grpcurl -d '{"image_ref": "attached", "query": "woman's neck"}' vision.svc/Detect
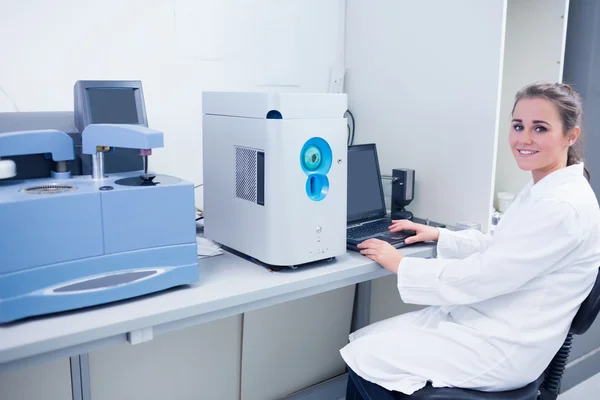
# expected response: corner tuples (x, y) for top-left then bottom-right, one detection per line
(532, 157), (568, 184)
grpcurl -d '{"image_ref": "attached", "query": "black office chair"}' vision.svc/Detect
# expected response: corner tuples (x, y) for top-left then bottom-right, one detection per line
(359, 268), (600, 400)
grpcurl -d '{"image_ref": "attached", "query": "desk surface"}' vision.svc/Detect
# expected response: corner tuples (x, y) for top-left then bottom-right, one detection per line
(0, 243), (435, 371)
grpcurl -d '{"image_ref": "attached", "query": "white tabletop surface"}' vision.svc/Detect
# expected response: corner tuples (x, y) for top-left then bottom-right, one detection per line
(0, 243), (435, 369)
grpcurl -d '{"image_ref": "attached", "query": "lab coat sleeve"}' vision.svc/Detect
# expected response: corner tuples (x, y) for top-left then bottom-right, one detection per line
(436, 228), (493, 259)
(397, 199), (583, 306)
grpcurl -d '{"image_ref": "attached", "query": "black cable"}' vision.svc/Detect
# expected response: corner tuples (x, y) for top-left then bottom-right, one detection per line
(345, 109), (355, 146)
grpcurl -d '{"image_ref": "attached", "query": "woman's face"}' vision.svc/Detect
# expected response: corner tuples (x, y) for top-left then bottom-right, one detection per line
(510, 98), (578, 182)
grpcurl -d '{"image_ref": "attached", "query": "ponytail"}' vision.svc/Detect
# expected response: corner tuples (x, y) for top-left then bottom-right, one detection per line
(567, 140), (590, 182)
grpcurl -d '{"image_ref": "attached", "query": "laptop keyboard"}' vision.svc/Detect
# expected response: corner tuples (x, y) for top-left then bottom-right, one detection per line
(347, 219), (393, 240)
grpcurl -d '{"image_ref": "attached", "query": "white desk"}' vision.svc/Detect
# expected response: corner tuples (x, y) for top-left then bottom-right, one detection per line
(0, 243), (435, 376)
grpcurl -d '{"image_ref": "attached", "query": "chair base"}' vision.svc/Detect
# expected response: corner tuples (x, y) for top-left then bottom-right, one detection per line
(407, 377), (542, 400)
(537, 387), (557, 400)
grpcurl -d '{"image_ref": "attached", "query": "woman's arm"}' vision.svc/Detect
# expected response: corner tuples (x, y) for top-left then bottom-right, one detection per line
(389, 219), (492, 259)
(435, 228), (493, 259)
(397, 198), (583, 306)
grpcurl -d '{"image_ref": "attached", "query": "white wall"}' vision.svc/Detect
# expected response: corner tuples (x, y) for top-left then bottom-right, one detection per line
(345, 0), (507, 232)
(0, 0), (345, 209)
(494, 0), (570, 203)
(0, 89), (18, 112)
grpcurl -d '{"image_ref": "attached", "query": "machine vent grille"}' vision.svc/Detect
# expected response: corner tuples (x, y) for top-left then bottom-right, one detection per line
(235, 147), (258, 203)
(22, 184), (77, 195)
(234, 146), (264, 205)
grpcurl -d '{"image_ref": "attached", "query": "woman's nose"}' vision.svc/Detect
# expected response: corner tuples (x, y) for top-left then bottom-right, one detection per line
(522, 130), (534, 145)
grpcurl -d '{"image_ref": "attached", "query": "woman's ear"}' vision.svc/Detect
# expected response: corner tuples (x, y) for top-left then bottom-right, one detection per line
(568, 126), (581, 146)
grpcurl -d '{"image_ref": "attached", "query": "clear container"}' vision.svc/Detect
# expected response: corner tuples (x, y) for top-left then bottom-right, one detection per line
(381, 177), (393, 214)
(497, 192), (515, 213)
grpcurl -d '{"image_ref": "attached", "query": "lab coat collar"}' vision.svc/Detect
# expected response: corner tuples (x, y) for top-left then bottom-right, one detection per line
(529, 163), (585, 199)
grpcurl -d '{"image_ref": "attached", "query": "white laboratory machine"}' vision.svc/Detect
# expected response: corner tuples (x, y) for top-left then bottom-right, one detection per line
(202, 92), (348, 268)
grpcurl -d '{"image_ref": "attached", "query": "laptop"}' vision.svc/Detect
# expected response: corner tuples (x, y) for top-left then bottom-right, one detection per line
(346, 144), (416, 251)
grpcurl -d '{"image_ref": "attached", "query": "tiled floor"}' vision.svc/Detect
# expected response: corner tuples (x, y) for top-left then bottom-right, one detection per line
(560, 372), (600, 399)
(337, 373), (600, 399)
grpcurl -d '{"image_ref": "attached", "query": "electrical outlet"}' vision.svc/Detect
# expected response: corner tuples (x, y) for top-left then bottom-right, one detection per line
(328, 64), (346, 93)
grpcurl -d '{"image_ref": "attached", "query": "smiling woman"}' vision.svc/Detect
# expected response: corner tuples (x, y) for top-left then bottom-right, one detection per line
(510, 82), (589, 183)
(341, 84), (600, 398)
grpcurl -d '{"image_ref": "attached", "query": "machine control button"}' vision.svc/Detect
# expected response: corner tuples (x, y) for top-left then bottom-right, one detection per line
(316, 226), (322, 234)
(99, 186), (114, 191)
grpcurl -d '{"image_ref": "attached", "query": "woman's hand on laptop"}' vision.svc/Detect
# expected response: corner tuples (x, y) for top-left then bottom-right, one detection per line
(357, 239), (403, 273)
(389, 220), (440, 244)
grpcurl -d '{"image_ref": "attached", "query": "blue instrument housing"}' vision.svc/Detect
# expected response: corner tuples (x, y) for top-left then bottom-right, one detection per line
(0, 171), (199, 323)
(0, 80), (199, 324)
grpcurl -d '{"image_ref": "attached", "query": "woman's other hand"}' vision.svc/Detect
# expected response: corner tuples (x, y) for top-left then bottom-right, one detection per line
(357, 238), (403, 273)
(389, 219), (440, 245)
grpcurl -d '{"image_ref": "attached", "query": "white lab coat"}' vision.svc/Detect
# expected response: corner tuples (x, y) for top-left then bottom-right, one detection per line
(340, 163), (600, 395)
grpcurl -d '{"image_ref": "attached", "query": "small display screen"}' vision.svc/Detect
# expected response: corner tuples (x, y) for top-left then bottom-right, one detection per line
(87, 88), (140, 124)
(347, 145), (386, 221)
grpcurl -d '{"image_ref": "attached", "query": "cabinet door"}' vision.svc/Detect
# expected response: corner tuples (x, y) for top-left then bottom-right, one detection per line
(89, 316), (242, 400)
(0, 359), (72, 400)
(240, 286), (355, 400)
(369, 275), (424, 325)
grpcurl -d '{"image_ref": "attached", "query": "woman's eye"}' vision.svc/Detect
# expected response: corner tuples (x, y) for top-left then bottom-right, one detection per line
(513, 124), (523, 131)
(535, 126), (547, 132)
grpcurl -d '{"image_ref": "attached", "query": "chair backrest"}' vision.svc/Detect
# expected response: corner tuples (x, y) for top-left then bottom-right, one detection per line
(570, 268), (600, 335)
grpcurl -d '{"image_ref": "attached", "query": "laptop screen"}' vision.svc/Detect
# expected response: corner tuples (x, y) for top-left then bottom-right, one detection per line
(347, 144), (387, 223)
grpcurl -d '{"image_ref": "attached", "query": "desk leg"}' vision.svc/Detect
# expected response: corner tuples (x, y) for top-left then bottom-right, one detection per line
(70, 354), (91, 400)
(351, 281), (372, 333)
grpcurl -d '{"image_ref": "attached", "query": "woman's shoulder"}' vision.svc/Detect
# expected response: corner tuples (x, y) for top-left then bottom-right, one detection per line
(556, 176), (598, 210)
(535, 177), (600, 233)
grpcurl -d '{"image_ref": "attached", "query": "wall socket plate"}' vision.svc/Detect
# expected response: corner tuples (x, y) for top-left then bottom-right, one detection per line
(328, 64), (346, 93)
